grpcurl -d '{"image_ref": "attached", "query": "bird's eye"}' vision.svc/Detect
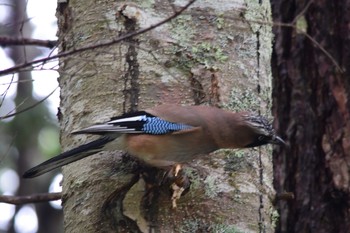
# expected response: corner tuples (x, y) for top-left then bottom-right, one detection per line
(258, 135), (266, 141)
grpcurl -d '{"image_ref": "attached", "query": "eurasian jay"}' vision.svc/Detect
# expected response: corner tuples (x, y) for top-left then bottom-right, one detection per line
(23, 104), (284, 178)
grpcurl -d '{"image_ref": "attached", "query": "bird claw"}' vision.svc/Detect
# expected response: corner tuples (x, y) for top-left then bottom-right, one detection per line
(171, 183), (185, 209)
(174, 164), (182, 177)
(168, 164), (190, 208)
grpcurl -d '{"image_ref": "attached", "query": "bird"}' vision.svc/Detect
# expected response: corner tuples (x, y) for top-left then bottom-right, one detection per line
(23, 104), (285, 178)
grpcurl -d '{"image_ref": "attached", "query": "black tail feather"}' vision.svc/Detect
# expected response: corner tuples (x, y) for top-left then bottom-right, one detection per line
(23, 136), (115, 178)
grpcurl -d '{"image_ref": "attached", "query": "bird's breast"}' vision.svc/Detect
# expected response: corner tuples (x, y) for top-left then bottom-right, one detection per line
(123, 131), (218, 167)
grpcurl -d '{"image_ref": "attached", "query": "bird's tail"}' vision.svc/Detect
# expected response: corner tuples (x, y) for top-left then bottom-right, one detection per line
(23, 136), (115, 178)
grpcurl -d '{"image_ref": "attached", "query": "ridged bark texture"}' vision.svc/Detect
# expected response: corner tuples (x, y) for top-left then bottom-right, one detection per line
(272, 1), (350, 232)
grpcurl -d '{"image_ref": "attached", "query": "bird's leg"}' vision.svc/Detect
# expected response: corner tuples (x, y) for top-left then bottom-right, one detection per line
(165, 164), (191, 208)
(171, 183), (185, 209)
(141, 164), (191, 208)
(174, 164), (182, 177)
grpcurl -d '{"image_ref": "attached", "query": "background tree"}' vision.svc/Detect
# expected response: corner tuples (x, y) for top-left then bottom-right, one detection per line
(271, 1), (350, 232)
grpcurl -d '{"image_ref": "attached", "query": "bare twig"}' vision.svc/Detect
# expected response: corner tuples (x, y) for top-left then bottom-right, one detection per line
(0, 86), (59, 120)
(0, 74), (16, 107)
(292, 0), (314, 24)
(0, 78), (34, 86)
(0, 0), (197, 77)
(300, 31), (343, 72)
(0, 192), (61, 205)
(0, 36), (57, 48)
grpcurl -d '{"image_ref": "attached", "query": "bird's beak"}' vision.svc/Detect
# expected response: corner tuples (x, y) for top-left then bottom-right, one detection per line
(271, 135), (286, 145)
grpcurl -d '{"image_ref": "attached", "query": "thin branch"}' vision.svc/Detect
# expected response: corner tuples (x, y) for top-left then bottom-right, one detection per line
(0, 86), (59, 120)
(0, 78), (33, 85)
(5, 96), (29, 117)
(0, 192), (62, 205)
(300, 31), (343, 72)
(292, 0), (314, 24)
(0, 74), (16, 107)
(0, 36), (57, 49)
(0, 0), (197, 77)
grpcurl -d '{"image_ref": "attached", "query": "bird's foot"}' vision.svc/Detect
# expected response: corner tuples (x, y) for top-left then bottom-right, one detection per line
(174, 164), (182, 177)
(166, 164), (190, 208)
(171, 183), (185, 209)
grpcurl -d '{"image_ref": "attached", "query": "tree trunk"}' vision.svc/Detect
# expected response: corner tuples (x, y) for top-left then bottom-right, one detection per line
(271, 1), (350, 232)
(57, 0), (274, 232)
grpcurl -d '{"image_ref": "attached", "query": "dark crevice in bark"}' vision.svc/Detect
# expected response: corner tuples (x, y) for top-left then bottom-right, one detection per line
(121, 14), (140, 113)
(57, 2), (71, 52)
(189, 72), (206, 105)
(255, 11), (265, 233)
(102, 174), (141, 233)
(189, 69), (220, 106)
(209, 72), (220, 107)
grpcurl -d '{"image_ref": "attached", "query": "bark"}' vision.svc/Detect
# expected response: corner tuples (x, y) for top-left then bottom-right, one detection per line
(57, 0), (274, 232)
(271, 0), (350, 232)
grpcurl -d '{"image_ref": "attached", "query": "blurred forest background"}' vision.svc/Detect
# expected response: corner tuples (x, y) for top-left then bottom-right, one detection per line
(0, 0), (62, 232)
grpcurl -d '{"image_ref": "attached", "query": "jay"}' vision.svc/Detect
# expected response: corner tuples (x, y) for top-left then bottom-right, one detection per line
(23, 104), (284, 178)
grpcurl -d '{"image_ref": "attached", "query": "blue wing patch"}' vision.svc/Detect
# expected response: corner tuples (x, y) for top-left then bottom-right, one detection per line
(142, 117), (193, 134)
(74, 111), (193, 135)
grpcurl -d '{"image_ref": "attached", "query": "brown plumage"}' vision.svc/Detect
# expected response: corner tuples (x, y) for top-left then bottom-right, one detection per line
(23, 104), (284, 178)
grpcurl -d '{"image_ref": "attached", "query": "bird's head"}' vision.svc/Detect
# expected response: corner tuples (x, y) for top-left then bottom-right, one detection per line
(242, 114), (285, 148)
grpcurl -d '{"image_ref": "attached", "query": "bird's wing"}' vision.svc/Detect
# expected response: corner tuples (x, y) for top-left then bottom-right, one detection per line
(72, 111), (194, 135)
